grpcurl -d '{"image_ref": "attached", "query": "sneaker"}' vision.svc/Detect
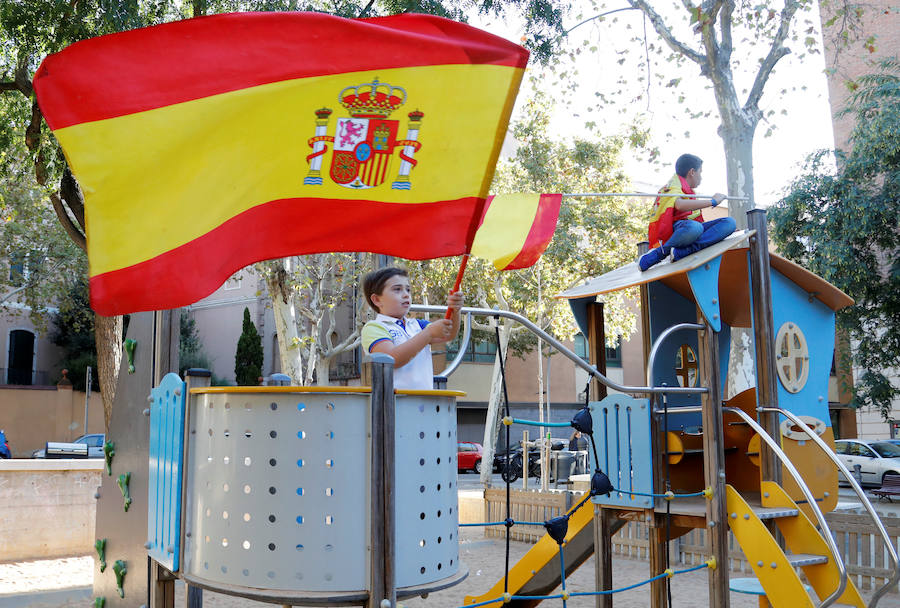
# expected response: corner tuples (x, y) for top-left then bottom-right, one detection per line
(638, 248), (665, 272)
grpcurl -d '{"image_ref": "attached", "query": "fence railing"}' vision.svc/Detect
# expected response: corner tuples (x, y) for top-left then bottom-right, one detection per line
(482, 488), (900, 592)
(0, 368), (50, 386)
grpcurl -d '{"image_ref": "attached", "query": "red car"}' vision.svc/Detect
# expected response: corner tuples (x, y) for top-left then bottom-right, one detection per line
(457, 442), (484, 473)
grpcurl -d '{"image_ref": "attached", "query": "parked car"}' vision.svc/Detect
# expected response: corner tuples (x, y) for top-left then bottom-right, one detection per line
(0, 429), (10, 458)
(457, 442), (484, 473)
(32, 433), (106, 458)
(834, 439), (900, 487)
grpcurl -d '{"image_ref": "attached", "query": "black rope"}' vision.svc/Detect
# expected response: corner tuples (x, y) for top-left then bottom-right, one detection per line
(495, 320), (512, 595)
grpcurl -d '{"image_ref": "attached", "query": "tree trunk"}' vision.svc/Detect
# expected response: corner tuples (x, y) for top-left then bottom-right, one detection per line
(265, 262), (304, 384)
(479, 322), (512, 487)
(719, 118), (758, 397)
(719, 119), (758, 229)
(94, 313), (122, 432)
(315, 357), (331, 387)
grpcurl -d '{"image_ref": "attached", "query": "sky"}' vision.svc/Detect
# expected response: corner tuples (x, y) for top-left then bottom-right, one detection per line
(473, 1), (837, 206)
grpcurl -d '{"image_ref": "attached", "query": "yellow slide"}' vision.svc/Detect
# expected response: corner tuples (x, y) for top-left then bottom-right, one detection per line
(463, 497), (596, 608)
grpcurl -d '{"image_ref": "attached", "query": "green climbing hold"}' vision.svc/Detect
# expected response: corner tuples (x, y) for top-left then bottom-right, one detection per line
(117, 472), (132, 512)
(93, 597), (105, 608)
(94, 538), (107, 572)
(112, 560), (127, 598)
(124, 338), (137, 374)
(103, 441), (115, 476)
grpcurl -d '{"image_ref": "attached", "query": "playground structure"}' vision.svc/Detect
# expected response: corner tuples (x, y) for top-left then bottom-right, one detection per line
(88, 209), (900, 608)
(457, 209), (899, 608)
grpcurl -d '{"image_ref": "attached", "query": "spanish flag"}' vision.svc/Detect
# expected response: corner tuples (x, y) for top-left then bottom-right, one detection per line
(472, 193), (562, 270)
(33, 12), (530, 315)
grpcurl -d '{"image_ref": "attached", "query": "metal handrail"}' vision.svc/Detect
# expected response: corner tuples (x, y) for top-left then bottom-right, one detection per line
(435, 311), (472, 380)
(645, 322), (706, 386)
(666, 405), (847, 608)
(410, 305), (707, 395)
(762, 407), (900, 608)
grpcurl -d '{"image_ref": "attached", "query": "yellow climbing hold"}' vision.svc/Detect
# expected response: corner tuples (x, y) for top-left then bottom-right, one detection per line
(705, 557), (717, 570)
(703, 487), (713, 499)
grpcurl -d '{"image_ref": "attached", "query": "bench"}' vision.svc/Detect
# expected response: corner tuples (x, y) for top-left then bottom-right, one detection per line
(873, 473), (900, 502)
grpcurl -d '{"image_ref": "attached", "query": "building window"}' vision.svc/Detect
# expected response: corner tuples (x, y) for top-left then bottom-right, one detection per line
(574, 333), (622, 368)
(445, 336), (497, 363)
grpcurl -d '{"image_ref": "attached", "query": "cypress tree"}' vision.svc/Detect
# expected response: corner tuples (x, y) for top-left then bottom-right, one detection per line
(234, 307), (263, 386)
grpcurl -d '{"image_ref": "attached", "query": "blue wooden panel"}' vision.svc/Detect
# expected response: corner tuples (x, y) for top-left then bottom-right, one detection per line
(148, 372), (186, 572)
(687, 255), (722, 332)
(769, 270), (834, 423)
(588, 394), (654, 508)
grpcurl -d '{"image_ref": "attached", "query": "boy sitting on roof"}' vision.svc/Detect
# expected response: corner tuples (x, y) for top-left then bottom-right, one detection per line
(638, 154), (736, 272)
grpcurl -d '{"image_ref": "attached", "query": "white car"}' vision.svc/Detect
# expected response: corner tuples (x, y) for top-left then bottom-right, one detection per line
(834, 439), (900, 487)
(32, 433), (106, 458)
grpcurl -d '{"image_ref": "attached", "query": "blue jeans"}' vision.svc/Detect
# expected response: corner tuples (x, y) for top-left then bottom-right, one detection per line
(663, 217), (736, 258)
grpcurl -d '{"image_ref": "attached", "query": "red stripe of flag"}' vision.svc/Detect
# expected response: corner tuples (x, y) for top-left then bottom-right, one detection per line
(500, 194), (563, 270)
(33, 12), (529, 130)
(89, 196), (482, 315)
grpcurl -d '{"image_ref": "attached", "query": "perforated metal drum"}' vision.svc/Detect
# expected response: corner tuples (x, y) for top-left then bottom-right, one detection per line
(181, 387), (461, 599)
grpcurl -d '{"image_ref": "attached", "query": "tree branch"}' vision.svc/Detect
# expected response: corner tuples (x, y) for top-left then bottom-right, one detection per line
(745, 0), (799, 111)
(60, 167), (85, 231)
(49, 192), (87, 251)
(627, 0), (705, 65)
(719, 0), (735, 61)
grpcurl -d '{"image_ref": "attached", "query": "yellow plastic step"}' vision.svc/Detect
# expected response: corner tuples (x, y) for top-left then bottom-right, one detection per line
(761, 481), (866, 608)
(726, 485), (816, 608)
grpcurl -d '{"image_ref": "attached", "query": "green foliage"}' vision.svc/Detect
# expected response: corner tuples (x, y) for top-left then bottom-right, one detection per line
(50, 278), (99, 391)
(234, 307), (263, 385)
(406, 89), (643, 355)
(770, 57), (900, 421)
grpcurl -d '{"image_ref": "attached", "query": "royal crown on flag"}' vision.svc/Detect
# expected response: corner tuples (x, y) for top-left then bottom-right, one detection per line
(339, 78), (407, 118)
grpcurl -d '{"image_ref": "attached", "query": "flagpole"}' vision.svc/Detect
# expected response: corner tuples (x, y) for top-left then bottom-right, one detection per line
(444, 254), (470, 319)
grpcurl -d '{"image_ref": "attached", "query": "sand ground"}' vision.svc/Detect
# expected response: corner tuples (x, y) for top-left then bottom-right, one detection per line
(0, 526), (895, 608)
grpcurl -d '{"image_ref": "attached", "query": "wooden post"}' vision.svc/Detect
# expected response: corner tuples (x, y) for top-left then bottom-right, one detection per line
(369, 353), (396, 608)
(637, 242), (652, 380)
(648, 513), (668, 608)
(593, 505), (614, 608)
(183, 368), (211, 608)
(746, 209), (782, 487)
(586, 302), (608, 401)
(697, 311), (730, 608)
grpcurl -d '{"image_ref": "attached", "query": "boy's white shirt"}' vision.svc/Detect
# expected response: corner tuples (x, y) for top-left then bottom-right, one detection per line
(368, 313), (433, 391)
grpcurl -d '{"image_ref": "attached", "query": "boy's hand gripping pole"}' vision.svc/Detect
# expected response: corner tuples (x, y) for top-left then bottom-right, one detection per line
(445, 254), (469, 319)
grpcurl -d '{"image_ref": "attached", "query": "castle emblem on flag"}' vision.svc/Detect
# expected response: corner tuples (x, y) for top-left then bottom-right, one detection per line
(304, 79), (424, 190)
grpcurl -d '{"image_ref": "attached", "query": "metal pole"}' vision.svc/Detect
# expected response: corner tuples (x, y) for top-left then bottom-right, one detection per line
(410, 305), (706, 396)
(84, 366), (91, 434)
(746, 209), (782, 486)
(560, 193), (749, 200)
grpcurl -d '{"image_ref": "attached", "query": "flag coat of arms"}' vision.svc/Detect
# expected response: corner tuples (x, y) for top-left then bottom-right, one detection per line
(33, 12), (539, 315)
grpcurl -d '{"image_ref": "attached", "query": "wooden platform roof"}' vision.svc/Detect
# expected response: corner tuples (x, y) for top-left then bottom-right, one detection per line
(557, 230), (853, 328)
